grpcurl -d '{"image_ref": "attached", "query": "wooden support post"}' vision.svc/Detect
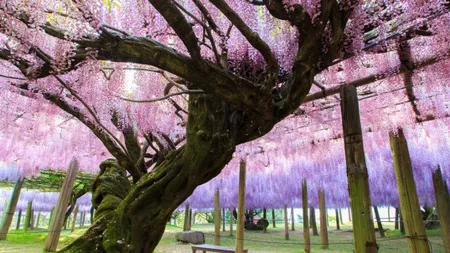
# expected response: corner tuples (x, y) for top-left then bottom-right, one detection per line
(30, 210), (35, 230)
(335, 209), (340, 230)
(24, 201), (33, 232)
(291, 207), (295, 231)
(71, 205), (79, 232)
(79, 212), (83, 228)
(36, 212), (41, 229)
(16, 210), (22, 230)
(222, 208), (226, 232)
(1, 200), (7, 221)
(229, 206), (233, 236)
(214, 188), (221, 246)
(388, 207), (391, 222)
(390, 129), (430, 253)
(235, 159), (246, 253)
(348, 208), (352, 222)
(302, 180), (310, 253)
(272, 209), (276, 228)
(339, 209), (344, 225)
(395, 207), (399, 230)
(284, 204), (289, 240)
(263, 208), (267, 233)
(189, 209), (193, 230)
(319, 189), (328, 249)
(310, 208), (318, 236)
(432, 166), (450, 253)
(90, 206), (94, 225)
(44, 159), (79, 252)
(183, 203), (189, 231)
(399, 210), (405, 234)
(373, 206), (385, 238)
(340, 84), (378, 253)
(0, 179), (24, 239)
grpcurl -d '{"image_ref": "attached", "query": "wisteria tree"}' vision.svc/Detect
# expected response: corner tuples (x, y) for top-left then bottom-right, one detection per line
(0, 0), (448, 252)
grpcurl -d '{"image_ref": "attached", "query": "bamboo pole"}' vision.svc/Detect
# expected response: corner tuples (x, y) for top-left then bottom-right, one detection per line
(302, 180), (310, 253)
(390, 129), (430, 253)
(16, 210), (22, 230)
(373, 206), (385, 238)
(235, 159), (246, 253)
(214, 188), (221, 246)
(319, 189), (328, 249)
(335, 209), (340, 230)
(44, 159), (79, 252)
(35, 212), (41, 229)
(340, 85), (378, 253)
(432, 166), (450, 253)
(222, 208), (226, 232)
(71, 205), (79, 232)
(229, 206), (233, 236)
(272, 209), (276, 228)
(284, 204), (289, 240)
(310, 207), (318, 236)
(291, 207), (295, 231)
(24, 201), (33, 232)
(183, 203), (189, 231)
(0, 179), (24, 239)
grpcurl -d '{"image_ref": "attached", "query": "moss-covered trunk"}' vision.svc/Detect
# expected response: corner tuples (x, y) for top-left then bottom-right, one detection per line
(59, 94), (240, 253)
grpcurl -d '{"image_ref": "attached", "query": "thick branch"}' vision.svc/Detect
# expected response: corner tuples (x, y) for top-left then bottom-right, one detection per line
(148, 0), (201, 60)
(210, 0), (279, 87)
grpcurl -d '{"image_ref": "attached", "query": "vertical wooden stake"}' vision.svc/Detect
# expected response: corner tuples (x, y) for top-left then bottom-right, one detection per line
(319, 189), (328, 249)
(348, 208), (352, 222)
(183, 203), (189, 231)
(335, 209), (340, 230)
(373, 206), (385, 238)
(284, 204), (289, 240)
(16, 210), (22, 230)
(188, 209), (192, 230)
(310, 207), (318, 236)
(263, 208), (267, 233)
(272, 209), (276, 228)
(229, 206), (233, 236)
(432, 166), (450, 253)
(24, 201), (33, 232)
(36, 212), (41, 229)
(341, 84), (378, 253)
(222, 208), (226, 232)
(71, 205), (79, 232)
(388, 207), (391, 222)
(30, 210), (35, 230)
(214, 188), (221, 246)
(394, 207), (399, 230)
(44, 159), (79, 252)
(291, 207), (295, 231)
(235, 159), (246, 253)
(0, 179), (24, 239)
(390, 129), (430, 253)
(339, 209), (344, 225)
(302, 180), (310, 253)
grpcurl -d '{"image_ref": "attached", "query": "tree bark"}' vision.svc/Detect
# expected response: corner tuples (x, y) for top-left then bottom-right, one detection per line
(229, 206), (233, 236)
(339, 209), (343, 225)
(291, 207), (295, 231)
(310, 207), (318, 236)
(16, 210), (22, 230)
(222, 208), (226, 232)
(0, 179), (24, 239)
(36, 212), (41, 229)
(432, 166), (450, 253)
(183, 204), (189, 231)
(262, 208), (267, 233)
(390, 129), (430, 253)
(395, 207), (399, 230)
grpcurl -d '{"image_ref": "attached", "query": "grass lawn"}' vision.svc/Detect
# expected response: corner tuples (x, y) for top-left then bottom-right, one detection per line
(0, 222), (447, 252)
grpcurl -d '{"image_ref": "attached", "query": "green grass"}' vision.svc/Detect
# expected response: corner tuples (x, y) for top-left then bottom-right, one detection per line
(0, 222), (447, 253)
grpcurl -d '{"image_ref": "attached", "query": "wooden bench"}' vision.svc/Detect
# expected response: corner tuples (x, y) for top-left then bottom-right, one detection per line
(192, 244), (248, 253)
